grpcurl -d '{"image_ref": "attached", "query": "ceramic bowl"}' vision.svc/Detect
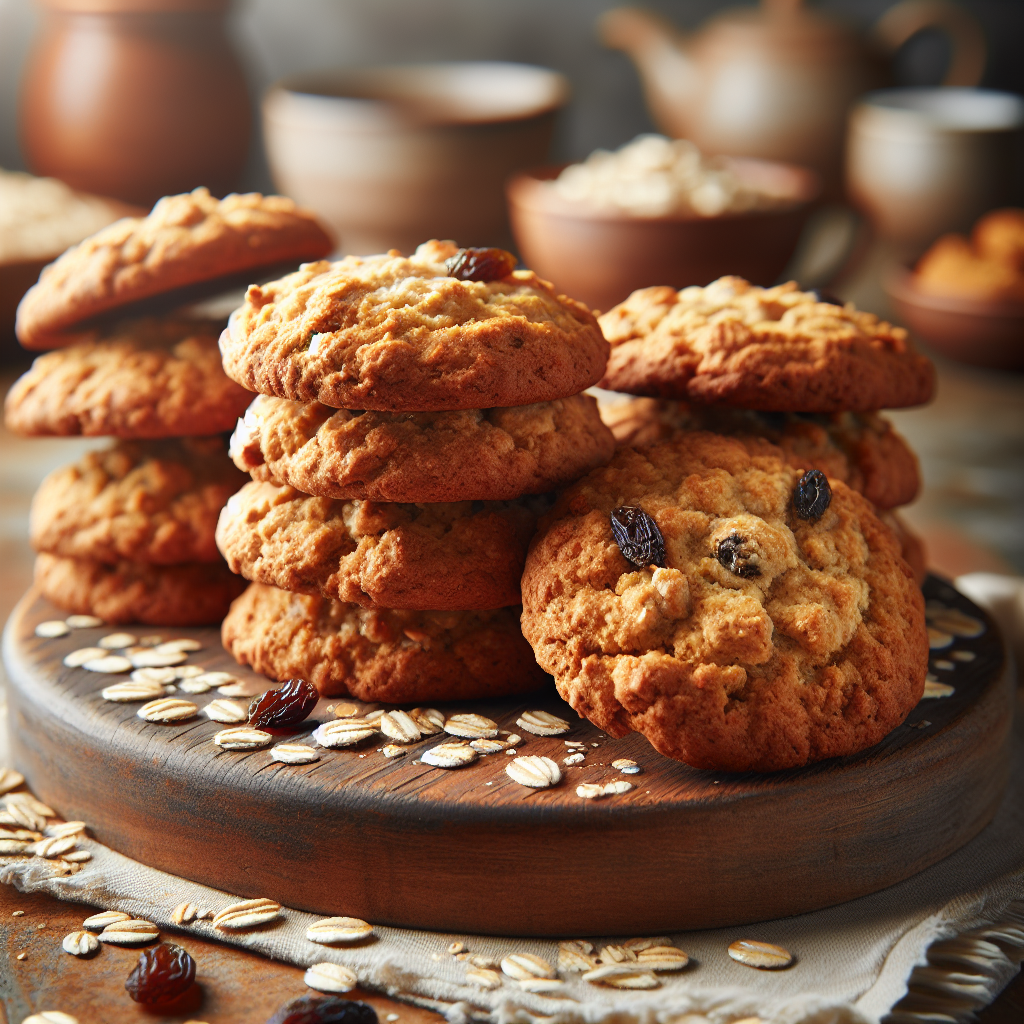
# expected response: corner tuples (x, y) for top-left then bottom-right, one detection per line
(263, 62), (568, 256)
(506, 158), (819, 312)
(885, 265), (1023, 371)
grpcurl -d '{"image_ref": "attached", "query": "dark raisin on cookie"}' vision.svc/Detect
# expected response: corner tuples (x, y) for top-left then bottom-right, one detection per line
(715, 533), (762, 578)
(445, 247), (517, 282)
(794, 469), (832, 520)
(610, 506), (667, 569)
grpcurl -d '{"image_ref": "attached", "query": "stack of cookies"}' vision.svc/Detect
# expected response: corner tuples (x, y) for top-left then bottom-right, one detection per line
(5, 188), (332, 625)
(214, 240), (616, 701)
(519, 276), (936, 772)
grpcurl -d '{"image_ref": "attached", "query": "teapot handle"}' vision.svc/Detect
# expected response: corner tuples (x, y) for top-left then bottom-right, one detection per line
(873, 0), (986, 87)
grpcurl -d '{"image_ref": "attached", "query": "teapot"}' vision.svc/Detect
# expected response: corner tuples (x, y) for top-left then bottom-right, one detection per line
(600, 0), (985, 197)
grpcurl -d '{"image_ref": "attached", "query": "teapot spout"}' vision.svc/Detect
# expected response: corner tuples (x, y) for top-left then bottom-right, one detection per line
(598, 7), (697, 138)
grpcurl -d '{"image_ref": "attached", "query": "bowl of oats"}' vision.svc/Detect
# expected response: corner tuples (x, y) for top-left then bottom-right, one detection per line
(507, 134), (819, 312)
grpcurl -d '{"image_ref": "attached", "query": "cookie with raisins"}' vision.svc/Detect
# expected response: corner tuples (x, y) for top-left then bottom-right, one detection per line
(216, 480), (550, 610)
(598, 276), (934, 411)
(520, 431), (928, 772)
(222, 582), (546, 701)
(218, 240), (609, 411)
(599, 397), (920, 510)
(228, 392), (614, 503)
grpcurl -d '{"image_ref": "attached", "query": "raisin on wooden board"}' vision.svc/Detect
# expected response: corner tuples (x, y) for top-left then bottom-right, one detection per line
(249, 677), (319, 729)
(124, 942), (196, 1004)
(266, 994), (379, 1024)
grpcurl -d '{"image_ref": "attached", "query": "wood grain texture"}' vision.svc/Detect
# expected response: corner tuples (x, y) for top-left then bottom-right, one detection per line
(2, 576), (1011, 937)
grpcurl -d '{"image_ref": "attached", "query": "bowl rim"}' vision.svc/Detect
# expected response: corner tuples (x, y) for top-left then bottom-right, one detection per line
(884, 263), (1024, 318)
(506, 158), (820, 224)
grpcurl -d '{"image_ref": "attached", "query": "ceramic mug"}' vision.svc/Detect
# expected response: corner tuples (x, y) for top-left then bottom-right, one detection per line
(846, 88), (1024, 256)
(262, 62), (569, 256)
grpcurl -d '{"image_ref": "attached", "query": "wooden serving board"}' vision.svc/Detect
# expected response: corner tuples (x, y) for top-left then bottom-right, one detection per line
(2, 577), (1011, 937)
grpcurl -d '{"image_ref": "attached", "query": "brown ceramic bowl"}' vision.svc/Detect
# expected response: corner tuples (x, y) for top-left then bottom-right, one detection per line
(506, 158), (819, 313)
(885, 264), (1024, 372)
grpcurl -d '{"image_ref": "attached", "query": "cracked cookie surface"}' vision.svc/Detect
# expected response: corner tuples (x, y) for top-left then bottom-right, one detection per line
(216, 480), (549, 609)
(520, 432), (927, 772)
(229, 392), (615, 502)
(222, 582), (546, 700)
(598, 277), (935, 411)
(219, 239), (609, 411)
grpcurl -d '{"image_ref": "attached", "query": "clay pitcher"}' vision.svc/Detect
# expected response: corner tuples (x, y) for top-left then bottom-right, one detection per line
(20, 0), (251, 207)
(600, 0), (986, 197)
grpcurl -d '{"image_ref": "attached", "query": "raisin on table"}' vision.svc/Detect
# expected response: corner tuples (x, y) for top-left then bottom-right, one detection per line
(266, 994), (379, 1024)
(125, 942), (196, 1005)
(249, 677), (319, 729)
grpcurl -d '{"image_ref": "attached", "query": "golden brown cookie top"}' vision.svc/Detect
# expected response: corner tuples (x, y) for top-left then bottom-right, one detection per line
(598, 276), (935, 411)
(16, 188), (333, 350)
(4, 318), (253, 438)
(219, 240), (609, 411)
(520, 431), (927, 771)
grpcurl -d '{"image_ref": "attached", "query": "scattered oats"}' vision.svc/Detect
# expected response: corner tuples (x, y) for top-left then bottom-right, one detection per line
(951, 649), (976, 662)
(422, 741), (478, 768)
(218, 679), (266, 698)
(930, 610), (985, 637)
(591, 742), (600, 747)
(12, 910), (25, 916)
(583, 962), (654, 983)
(6, 793), (53, 825)
(520, 978), (566, 994)
(304, 962), (357, 993)
(449, 941), (465, 954)
(599, 944), (637, 963)
(501, 953), (555, 980)
(137, 698), (197, 723)
(155, 639), (202, 653)
(516, 710), (570, 736)
(62, 930), (99, 956)
(564, 740), (585, 748)
(727, 939), (793, 969)
(471, 738), (509, 755)
(35, 620), (70, 638)
(172, 902), (200, 925)
(503, 733), (523, 746)
(99, 919), (159, 945)
(364, 710), (385, 724)
(563, 752), (585, 766)
(82, 654), (132, 674)
(381, 744), (407, 758)
(184, 670), (235, 687)
(504, 749), (517, 756)
(63, 647), (106, 667)
(933, 659), (955, 671)
(131, 666), (177, 685)
(28, 835), (78, 858)
(16, 951), (26, 960)
(214, 727), (272, 751)
(313, 719), (378, 748)
(471, 955), (497, 968)
(0, 839), (30, 855)
(174, 665), (206, 679)
(0, 828), (40, 841)
(576, 783), (605, 800)
(306, 916), (373, 944)
(602, 970), (661, 989)
(623, 936), (674, 951)
(380, 710), (421, 744)
(204, 699), (248, 723)
(0, 768), (25, 795)
(506, 755), (561, 789)
(66, 615), (103, 629)
(177, 677), (212, 694)
(922, 680), (955, 699)
(927, 628), (953, 650)
(558, 941), (598, 972)
(386, 1016), (399, 1022)
(466, 967), (502, 989)
(636, 945), (689, 971)
(444, 714), (498, 739)
(83, 910), (130, 930)
(101, 679), (165, 702)
(604, 779), (634, 796)
(212, 898), (281, 930)
(129, 649), (186, 668)
(137, 635), (163, 646)
(271, 743), (320, 765)
(61, 850), (91, 863)
(612, 758), (641, 774)
(334, 703), (361, 719)
(98, 632), (136, 649)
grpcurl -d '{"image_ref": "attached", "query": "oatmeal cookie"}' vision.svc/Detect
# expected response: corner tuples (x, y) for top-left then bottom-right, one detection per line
(31, 436), (246, 565)
(598, 277), (935, 411)
(4, 318), (252, 437)
(520, 432), (928, 772)
(35, 553), (246, 626)
(216, 480), (547, 610)
(16, 188), (332, 350)
(218, 240), (609, 411)
(222, 582), (547, 700)
(229, 392), (615, 502)
(599, 397), (919, 509)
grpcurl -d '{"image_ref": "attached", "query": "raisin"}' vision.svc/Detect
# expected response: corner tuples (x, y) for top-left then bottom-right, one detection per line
(794, 468), (832, 520)
(249, 677), (319, 729)
(124, 942), (196, 1005)
(444, 247), (517, 282)
(266, 994), (379, 1024)
(715, 533), (762, 578)
(610, 506), (666, 569)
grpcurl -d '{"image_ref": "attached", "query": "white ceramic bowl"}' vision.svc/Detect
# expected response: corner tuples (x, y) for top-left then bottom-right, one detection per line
(263, 62), (569, 256)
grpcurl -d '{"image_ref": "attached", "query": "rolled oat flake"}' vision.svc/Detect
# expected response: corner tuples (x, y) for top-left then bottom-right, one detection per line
(421, 741), (478, 768)
(304, 961), (357, 993)
(728, 938), (793, 969)
(62, 930), (100, 956)
(306, 916), (374, 944)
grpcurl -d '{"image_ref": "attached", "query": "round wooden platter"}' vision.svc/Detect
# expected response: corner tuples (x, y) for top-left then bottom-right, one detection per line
(2, 576), (1011, 938)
